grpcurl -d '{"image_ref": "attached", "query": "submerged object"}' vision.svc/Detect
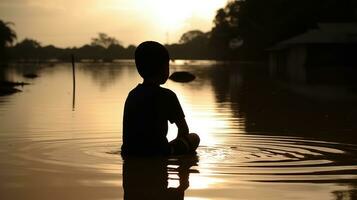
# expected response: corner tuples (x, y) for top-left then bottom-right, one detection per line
(0, 86), (21, 96)
(169, 71), (195, 83)
(0, 81), (28, 96)
(23, 73), (38, 79)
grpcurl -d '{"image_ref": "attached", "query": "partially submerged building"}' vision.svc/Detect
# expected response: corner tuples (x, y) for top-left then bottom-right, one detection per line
(269, 23), (357, 84)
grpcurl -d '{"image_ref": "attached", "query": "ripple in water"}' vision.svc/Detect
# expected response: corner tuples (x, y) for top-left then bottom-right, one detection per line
(197, 135), (357, 182)
(6, 135), (357, 183)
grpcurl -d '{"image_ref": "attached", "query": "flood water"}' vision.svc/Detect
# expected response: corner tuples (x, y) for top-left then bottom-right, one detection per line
(1, 61), (357, 200)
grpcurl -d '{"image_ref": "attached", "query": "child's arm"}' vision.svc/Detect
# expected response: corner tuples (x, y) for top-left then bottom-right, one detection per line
(175, 117), (189, 139)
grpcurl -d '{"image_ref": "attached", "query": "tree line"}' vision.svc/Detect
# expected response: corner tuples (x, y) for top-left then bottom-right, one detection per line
(0, 30), (215, 62)
(1, 0), (356, 62)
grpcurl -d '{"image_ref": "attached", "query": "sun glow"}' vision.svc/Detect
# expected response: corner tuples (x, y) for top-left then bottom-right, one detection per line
(135, 0), (228, 31)
(0, 0), (228, 46)
(153, 1), (193, 30)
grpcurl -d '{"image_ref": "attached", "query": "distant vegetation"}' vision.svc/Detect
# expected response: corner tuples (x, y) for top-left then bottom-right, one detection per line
(0, 0), (356, 62)
(210, 0), (357, 60)
(5, 33), (137, 62)
(1, 30), (214, 62)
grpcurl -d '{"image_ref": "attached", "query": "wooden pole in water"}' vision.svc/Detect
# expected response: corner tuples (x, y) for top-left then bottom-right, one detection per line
(71, 54), (76, 111)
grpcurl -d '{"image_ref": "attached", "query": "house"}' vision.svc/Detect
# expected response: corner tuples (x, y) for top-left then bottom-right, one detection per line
(268, 23), (357, 84)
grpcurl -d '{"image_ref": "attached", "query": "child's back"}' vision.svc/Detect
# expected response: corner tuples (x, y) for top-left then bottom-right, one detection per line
(121, 41), (199, 157)
(122, 83), (184, 155)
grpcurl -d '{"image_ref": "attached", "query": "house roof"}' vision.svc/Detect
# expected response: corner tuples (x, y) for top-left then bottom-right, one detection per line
(268, 23), (357, 50)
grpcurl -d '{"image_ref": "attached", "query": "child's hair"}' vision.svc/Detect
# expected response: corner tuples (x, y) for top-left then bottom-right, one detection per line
(135, 41), (170, 79)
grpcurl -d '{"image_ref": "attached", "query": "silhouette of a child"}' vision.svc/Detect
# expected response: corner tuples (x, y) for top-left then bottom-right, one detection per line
(121, 41), (200, 156)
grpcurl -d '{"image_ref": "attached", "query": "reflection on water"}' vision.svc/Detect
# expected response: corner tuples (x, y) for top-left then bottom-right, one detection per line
(0, 61), (357, 200)
(123, 156), (198, 200)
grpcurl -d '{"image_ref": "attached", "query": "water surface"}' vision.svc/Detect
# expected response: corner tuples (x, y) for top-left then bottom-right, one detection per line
(1, 61), (357, 200)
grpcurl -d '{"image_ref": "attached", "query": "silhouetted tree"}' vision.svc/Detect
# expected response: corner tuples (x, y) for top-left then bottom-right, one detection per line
(104, 44), (126, 62)
(91, 33), (120, 48)
(167, 30), (213, 59)
(37, 45), (64, 60)
(77, 44), (105, 61)
(0, 20), (17, 61)
(179, 30), (205, 44)
(0, 21), (16, 48)
(121, 45), (136, 58)
(211, 0), (357, 60)
(12, 38), (41, 61)
(16, 38), (41, 49)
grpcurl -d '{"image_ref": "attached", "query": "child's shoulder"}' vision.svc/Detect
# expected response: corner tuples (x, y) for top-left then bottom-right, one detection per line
(158, 86), (176, 94)
(128, 84), (177, 98)
(158, 86), (178, 100)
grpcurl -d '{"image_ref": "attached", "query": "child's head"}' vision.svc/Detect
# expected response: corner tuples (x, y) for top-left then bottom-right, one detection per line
(135, 41), (170, 84)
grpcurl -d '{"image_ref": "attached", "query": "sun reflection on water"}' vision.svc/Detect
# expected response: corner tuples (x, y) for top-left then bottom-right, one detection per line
(166, 81), (242, 147)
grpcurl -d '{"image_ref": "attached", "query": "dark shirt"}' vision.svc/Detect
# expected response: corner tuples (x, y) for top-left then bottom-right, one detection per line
(121, 84), (185, 156)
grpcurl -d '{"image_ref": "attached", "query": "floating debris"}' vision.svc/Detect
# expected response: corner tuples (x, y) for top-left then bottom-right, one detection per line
(0, 81), (28, 96)
(169, 71), (196, 83)
(23, 73), (38, 79)
(0, 86), (21, 96)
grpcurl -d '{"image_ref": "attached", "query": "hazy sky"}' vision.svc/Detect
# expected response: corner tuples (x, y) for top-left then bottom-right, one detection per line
(0, 0), (228, 47)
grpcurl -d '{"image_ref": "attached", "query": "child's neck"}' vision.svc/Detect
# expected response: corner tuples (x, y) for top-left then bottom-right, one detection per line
(143, 79), (160, 86)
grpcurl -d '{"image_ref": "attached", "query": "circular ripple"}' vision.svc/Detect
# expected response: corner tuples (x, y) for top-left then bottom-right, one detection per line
(197, 135), (357, 182)
(8, 137), (122, 172)
(6, 134), (357, 182)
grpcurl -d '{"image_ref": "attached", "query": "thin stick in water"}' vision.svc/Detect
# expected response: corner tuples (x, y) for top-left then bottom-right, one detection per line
(71, 54), (76, 111)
